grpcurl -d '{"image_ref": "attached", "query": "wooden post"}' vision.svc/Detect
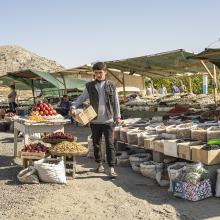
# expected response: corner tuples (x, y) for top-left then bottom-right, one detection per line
(122, 71), (126, 99)
(60, 73), (67, 95)
(188, 77), (193, 93)
(213, 64), (217, 104)
(31, 79), (36, 104)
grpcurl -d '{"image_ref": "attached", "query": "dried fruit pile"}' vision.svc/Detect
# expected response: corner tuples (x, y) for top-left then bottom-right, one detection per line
(50, 141), (87, 155)
(21, 143), (49, 153)
(43, 132), (76, 143)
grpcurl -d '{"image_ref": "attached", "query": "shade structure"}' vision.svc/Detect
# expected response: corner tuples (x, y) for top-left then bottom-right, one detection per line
(105, 49), (212, 78)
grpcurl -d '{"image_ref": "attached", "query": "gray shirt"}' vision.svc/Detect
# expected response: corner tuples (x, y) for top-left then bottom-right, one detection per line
(72, 81), (121, 124)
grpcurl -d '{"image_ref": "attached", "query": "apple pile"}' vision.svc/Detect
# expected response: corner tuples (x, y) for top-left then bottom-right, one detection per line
(6, 112), (16, 117)
(31, 100), (57, 117)
(45, 132), (75, 140)
(21, 143), (49, 153)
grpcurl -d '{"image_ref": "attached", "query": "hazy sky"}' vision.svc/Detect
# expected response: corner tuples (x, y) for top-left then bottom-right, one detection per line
(1, 0), (220, 68)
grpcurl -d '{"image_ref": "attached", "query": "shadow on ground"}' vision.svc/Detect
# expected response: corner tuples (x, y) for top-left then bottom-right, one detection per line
(0, 155), (22, 185)
(77, 156), (220, 220)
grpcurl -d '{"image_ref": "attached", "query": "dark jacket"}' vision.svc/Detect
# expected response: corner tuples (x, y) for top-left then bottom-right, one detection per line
(86, 80), (117, 118)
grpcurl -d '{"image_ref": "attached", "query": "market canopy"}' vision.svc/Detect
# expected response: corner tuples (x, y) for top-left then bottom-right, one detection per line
(190, 48), (220, 70)
(0, 69), (88, 91)
(105, 49), (212, 78)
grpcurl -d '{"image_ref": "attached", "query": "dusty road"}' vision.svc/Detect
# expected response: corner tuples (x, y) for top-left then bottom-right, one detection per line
(0, 125), (220, 220)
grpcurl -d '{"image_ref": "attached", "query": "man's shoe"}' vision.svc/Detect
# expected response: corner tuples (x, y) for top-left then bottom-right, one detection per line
(96, 163), (105, 173)
(109, 167), (118, 178)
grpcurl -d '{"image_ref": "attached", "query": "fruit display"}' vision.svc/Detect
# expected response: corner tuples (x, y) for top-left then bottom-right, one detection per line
(6, 112), (16, 117)
(26, 115), (45, 122)
(50, 141), (88, 155)
(43, 132), (76, 144)
(21, 143), (49, 153)
(30, 100), (57, 117)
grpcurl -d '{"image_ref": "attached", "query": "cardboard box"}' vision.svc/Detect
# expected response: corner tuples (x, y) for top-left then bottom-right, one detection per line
(192, 146), (220, 165)
(74, 106), (97, 125)
(153, 139), (165, 153)
(144, 135), (159, 150)
(178, 141), (203, 161)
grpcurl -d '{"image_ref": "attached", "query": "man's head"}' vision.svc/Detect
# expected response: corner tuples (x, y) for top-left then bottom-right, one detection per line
(92, 62), (107, 81)
(63, 95), (69, 101)
(10, 85), (15, 90)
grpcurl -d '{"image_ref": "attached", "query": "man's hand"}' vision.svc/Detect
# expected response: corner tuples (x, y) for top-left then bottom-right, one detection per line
(70, 107), (77, 117)
(114, 118), (122, 125)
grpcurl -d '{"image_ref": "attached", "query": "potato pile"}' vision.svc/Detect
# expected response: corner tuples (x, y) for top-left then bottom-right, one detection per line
(50, 141), (88, 154)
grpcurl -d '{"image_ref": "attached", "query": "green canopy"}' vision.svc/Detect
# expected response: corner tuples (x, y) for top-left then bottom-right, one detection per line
(106, 49), (212, 78)
(0, 69), (88, 91)
(190, 48), (220, 70)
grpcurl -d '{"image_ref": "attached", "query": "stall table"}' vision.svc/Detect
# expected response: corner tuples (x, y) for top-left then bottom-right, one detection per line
(14, 118), (71, 157)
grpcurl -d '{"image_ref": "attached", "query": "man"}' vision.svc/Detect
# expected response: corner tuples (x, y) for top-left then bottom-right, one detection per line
(70, 62), (121, 177)
(57, 95), (71, 116)
(8, 85), (17, 113)
(170, 83), (180, 94)
(158, 84), (167, 96)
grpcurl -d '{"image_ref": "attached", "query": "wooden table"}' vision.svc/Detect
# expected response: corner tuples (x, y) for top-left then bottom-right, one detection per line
(14, 118), (70, 157)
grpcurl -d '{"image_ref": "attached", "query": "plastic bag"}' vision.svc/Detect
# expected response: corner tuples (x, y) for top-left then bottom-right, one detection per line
(167, 162), (186, 191)
(17, 166), (39, 184)
(129, 153), (151, 173)
(34, 158), (66, 184)
(140, 161), (163, 179)
(155, 164), (170, 187)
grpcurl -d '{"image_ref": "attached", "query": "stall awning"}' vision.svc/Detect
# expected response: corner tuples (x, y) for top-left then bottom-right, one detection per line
(105, 49), (212, 78)
(190, 48), (220, 69)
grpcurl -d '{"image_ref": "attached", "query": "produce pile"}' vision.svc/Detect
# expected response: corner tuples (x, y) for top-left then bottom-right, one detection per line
(21, 143), (49, 153)
(30, 100), (57, 117)
(26, 115), (45, 122)
(50, 141), (88, 155)
(43, 132), (76, 143)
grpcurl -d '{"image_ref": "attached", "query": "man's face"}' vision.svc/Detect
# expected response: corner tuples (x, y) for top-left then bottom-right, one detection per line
(94, 70), (107, 81)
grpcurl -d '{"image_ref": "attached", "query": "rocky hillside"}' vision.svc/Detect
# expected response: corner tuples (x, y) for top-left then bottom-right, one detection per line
(0, 45), (64, 76)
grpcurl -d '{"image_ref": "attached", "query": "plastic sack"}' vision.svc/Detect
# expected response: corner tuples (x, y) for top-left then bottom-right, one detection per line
(127, 130), (139, 145)
(140, 161), (163, 179)
(17, 166), (39, 184)
(129, 153), (151, 173)
(167, 162), (186, 192)
(34, 158), (66, 184)
(116, 151), (130, 167)
(216, 169), (220, 197)
(155, 165), (170, 187)
(137, 132), (149, 147)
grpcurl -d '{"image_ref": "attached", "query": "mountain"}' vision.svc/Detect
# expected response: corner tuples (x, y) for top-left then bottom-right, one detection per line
(0, 45), (65, 76)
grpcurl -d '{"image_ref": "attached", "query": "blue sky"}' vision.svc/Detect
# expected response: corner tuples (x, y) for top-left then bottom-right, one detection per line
(0, 0), (220, 67)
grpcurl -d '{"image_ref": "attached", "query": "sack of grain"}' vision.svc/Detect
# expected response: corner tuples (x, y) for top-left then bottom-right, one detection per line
(176, 123), (195, 139)
(127, 130), (140, 145)
(17, 166), (39, 184)
(140, 161), (163, 179)
(166, 125), (177, 134)
(137, 132), (149, 147)
(155, 124), (166, 134)
(34, 158), (66, 184)
(129, 153), (152, 173)
(191, 125), (208, 141)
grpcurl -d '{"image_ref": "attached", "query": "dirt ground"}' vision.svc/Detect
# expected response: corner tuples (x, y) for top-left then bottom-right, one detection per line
(0, 125), (220, 220)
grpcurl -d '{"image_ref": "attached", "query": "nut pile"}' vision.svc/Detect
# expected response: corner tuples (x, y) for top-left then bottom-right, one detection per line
(50, 141), (88, 154)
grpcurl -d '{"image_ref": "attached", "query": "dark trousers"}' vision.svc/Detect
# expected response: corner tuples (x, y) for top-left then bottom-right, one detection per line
(9, 102), (16, 113)
(90, 123), (115, 167)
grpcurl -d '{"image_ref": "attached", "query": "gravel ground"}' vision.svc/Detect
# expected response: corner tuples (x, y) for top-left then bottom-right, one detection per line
(0, 125), (220, 220)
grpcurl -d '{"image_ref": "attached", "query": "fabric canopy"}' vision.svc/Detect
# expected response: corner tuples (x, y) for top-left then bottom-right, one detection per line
(105, 49), (212, 78)
(190, 48), (220, 70)
(0, 69), (88, 91)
